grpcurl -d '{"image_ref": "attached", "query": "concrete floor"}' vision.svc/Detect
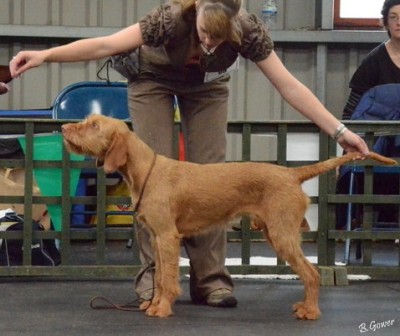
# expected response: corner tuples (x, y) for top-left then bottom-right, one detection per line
(0, 240), (399, 336)
(0, 277), (399, 336)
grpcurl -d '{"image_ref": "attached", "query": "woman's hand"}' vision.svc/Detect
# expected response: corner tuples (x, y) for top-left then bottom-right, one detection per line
(9, 50), (47, 78)
(337, 129), (369, 156)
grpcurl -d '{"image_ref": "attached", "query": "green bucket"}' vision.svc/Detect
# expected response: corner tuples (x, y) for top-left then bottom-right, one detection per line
(18, 133), (85, 231)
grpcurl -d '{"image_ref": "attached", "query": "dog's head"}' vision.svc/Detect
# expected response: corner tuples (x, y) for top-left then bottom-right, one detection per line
(62, 114), (130, 173)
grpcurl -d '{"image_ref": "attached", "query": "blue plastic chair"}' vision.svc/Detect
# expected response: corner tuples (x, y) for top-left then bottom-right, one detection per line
(52, 81), (129, 120)
(341, 84), (400, 263)
(52, 81), (131, 228)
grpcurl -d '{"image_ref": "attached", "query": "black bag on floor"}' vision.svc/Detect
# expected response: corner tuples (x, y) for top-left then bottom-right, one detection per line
(0, 214), (61, 266)
(0, 138), (24, 159)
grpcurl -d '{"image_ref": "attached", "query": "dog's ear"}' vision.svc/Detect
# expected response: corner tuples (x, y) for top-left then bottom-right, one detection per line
(102, 134), (128, 173)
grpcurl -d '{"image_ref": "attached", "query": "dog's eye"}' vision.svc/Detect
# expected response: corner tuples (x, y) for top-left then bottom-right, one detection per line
(91, 122), (98, 129)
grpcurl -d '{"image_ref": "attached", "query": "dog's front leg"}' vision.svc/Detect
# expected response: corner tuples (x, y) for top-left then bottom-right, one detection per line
(142, 235), (163, 312)
(145, 230), (182, 318)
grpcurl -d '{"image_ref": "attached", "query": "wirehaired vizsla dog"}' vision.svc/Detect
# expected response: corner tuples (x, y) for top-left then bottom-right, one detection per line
(62, 114), (396, 320)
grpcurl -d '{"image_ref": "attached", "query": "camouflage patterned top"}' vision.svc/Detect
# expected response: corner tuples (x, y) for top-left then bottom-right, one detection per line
(135, 1), (274, 86)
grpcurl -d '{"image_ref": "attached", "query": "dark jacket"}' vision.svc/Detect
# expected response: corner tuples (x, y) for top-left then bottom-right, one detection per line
(351, 83), (400, 156)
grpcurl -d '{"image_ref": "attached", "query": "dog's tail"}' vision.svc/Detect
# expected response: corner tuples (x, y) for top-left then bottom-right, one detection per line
(293, 151), (397, 183)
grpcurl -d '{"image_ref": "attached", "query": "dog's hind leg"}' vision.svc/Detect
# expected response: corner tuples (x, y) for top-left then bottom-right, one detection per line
(145, 229), (182, 318)
(284, 243), (320, 320)
(259, 205), (321, 320)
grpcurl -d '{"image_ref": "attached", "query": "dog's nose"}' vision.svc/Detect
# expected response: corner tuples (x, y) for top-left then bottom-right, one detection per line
(61, 124), (68, 133)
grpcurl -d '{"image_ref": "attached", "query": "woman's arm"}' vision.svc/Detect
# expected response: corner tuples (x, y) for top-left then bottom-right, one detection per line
(256, 51), (369, 155)
(257, 51), (340, 135)
(10, 23), (144, 78)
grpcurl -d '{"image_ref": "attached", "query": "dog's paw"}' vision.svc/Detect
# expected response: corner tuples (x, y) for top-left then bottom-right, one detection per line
(140, 292), (161, 311)
(139, 300), (151, 311)
(292, 301), (321, 320)
(145, 301), (173, 318)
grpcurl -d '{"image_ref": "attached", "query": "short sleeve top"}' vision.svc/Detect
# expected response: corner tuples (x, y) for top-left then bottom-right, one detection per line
(349, 42), (400, 91)
(136, 2), (273, 84)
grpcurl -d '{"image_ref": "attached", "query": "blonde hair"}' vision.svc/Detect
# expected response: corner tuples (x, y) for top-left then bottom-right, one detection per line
(174, 0), (243, 44)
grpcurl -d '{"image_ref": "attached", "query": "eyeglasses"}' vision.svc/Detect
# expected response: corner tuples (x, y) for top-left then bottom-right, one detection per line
(388, 15), (400, 23)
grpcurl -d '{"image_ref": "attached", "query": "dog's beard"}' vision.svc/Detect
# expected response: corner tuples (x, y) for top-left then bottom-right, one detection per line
(63, 138), (85, 155)
(63, 138), (106, 164)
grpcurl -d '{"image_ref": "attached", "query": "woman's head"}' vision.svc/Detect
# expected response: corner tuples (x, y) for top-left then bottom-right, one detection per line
(178, 0), (242, 47)
(381, 0), (400, 37)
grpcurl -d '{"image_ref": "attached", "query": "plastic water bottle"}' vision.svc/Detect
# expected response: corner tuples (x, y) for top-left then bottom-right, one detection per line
(262, 0), (278, 30)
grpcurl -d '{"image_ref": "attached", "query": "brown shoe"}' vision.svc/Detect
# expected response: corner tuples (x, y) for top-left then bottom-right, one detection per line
(205, 288), (238, 308)
(138, 288), (154, 302)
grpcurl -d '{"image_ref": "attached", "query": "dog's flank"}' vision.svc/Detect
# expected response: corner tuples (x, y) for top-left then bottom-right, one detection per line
(61, 115), (396, 320)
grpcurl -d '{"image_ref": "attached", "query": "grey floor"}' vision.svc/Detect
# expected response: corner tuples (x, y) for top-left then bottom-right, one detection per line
(0, 278), (399, 336)
(0, 241), (399, 336)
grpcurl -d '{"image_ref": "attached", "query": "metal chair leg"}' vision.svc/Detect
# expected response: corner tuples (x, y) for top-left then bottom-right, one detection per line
(343, 168), (355, 264)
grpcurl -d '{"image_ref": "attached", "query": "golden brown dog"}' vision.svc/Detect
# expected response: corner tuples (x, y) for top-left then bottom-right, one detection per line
(61, 114), (397, 320)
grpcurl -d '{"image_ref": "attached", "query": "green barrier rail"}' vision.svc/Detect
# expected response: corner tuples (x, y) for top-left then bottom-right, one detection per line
(0, 119), (399, 281)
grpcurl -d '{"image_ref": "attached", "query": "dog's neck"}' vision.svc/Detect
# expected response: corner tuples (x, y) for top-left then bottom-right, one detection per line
(117, 132), (159, 207)
(132, 150), (157, 212)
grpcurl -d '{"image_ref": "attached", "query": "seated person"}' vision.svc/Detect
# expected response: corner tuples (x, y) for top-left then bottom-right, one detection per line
(343, 0), (400, 119)
(337, 0), (400, 229)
